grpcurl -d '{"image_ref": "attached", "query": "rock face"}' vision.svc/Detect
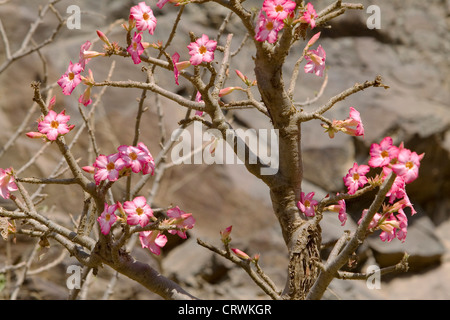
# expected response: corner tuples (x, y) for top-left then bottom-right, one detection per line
(0, 0), (449, 300)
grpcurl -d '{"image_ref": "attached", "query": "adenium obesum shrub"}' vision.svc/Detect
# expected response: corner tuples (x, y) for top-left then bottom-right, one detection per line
(0, 0), (423, 300)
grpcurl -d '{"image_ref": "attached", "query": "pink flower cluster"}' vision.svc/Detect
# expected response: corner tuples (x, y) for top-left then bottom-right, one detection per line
(83, 142), (155, 185)
(124, 2), (159, 64)
(97, 200), (195, 255)
(58, 41), (95, 104)
(345, 137), (424, 242)
(344, 137), (424, 195)
(26, 97), (75, 141)
(0, 168), (17, 200)
(253, 2), (325, 77)
(297, 190), (347, 225)
(298, 136), (423, 243)
(254, 1), (317, 44)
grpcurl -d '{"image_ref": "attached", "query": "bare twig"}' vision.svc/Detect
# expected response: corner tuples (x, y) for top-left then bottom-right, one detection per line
(197, 238), (282, 300)
(336, 253), (409, 280)
(294, 72), (329, 107)
(296, 75), (389, 123)
(0, 0), (65, 74)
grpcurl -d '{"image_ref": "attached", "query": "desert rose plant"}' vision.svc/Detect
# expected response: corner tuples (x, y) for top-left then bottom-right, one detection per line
(0, 0), (421, 300)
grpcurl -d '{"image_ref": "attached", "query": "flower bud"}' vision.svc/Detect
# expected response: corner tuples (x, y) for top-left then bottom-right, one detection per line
(219, 86), (242, 97)
(306, 32), (321, 48)
(231, 248), (251, 260)
(47, 96), (56, 111)
(220, 226), (232, 243)
(78, 86), (92, 107)
(83, 50), (105, 59)
(96, 30), (111, 47)
(26, 132), (45, 139)
(82, 166), (95, 174)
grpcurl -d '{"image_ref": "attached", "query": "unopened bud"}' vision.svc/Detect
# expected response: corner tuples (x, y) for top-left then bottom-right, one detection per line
(231, 248), (251, 260)
(96, 30), (111, 47)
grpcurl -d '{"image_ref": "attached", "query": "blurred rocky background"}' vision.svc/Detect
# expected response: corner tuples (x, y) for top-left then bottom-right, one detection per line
(0, 0), (449, 299)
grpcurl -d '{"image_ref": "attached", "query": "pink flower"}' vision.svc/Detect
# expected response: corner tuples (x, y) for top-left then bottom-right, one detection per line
(57, 61), (83, 95)
(396, 210), (408, 242)
(166, 206), (195, 239)
(156, 0), (183, 8)
(139, 230), (167, 255)
(337, 198), (347, 226)
(127, 32), (145, 64)
(172, 52), (181, 85)
(263, 0), (297, 21)
(369, 136), (399, 168)
(297, 191), (318, 217)
(349, 107), (364, 137)
(390, 193), (417, 216)
(38, 110), (74, 141)
(137, 142), (155, 175)
(254, 10), (284, 44)
(391, 148), (424, 184)
(337, 107), (365, 137)
(78, 69), (95, 107)
(379, 213), (398, 243)
(327, 194), (347, 226)
(97, 203), (118, 235)
(358, 210), (382, 229)
(129, 2), (157, 34)
(78, 41), (92, 70)
(78, 86), (92, 106)
(118, 144), (152, 173)
(194, 91), (205, 117)
(322, 107), (364, 138)
(124, 196), (154, 227)
(172, 52), (191, 85)
(156, 0), (170, 8)
(187, 34), (217, 66)
(299, 3), (317, 29)
(93, 153), (126, 185)
(304, 45), (326, 77)
(386, 176), (406, 203)
(344, 162), (370, 194)
(0, 168), (17, 200)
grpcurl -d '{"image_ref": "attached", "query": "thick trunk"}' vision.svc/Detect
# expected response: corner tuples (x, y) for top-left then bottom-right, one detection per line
(270, 187), (322, 300)
(255, 47), (321, 300)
